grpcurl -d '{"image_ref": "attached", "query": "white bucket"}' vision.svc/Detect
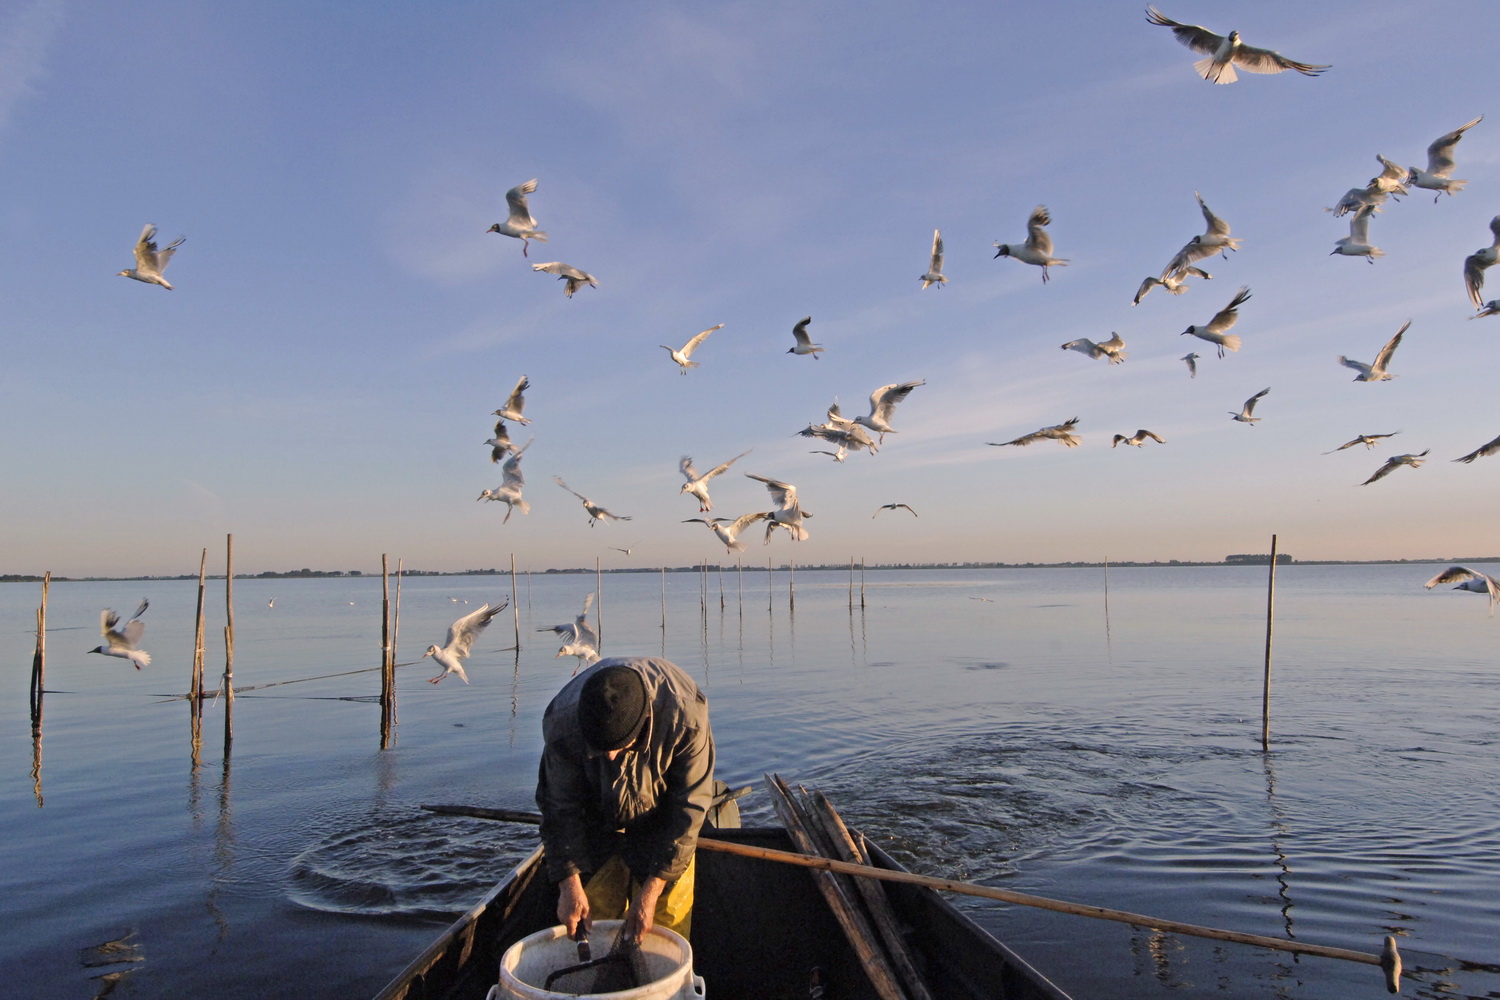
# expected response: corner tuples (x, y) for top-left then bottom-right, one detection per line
(487, 921), (705, 1000)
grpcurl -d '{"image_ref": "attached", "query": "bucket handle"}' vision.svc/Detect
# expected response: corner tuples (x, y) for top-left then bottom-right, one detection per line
(691, 974), (706, 997)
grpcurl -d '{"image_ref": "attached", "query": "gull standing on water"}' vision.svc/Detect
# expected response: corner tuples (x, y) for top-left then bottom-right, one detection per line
(920, 229), (947, 289)
(661, 324), (723, 374)
(1134, 266), (1211, 305)
(1325, 432), (1400, 454)
(538, 593), (599, 674)
(1060, 333), (1127, 365)
(993, 206), (1068, 283)
(476, 437), (533, 522)
(118, 225), (184, 290)
(1408, 116), (1483, 201)
(424, 601), (508, 684)
(1463, 215), (1500, 308)
(1332, 205), (1383, 262)
(680, 450), (750, 512)
(1424, 566), (1500, 614)
(852, 380), (925, 443)
(746, 474), (812, 542)
(1181, 353), (1200, 378)
(1144, 6), (1330, 83)
(1360, 450), (1428, 485)
(554, 477), (632, 526)
(89, 600), (151, 669)
(684, 512), (769, 554)
(532, 261), (597, 297)
(1338, 320), (1409, 381)
(990, 417), (1081, 449)
(486, 179), (548, 257)
(1182, 287), (1250, 357)
(1230, 387), (1270, 424)
(787, 316), (824, 359)
(1453, 431), (1500, 464)
(1112, 429), (1166, 448)
(493, 375), (532, 425)
(1160, 193), (1241, 278)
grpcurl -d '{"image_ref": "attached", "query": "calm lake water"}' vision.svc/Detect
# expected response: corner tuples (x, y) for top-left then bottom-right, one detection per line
(3, 564), (1499, 999)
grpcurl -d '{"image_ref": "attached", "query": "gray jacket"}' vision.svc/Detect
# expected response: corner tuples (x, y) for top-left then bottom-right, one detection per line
(536, 657), (715, 885)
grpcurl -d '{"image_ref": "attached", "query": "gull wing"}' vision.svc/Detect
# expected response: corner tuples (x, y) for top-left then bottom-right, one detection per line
(869, 380), (924, 423)
(679, 456), (701, 482)
(1230, 43), (1329, 76)
(792, 317), (814, 346)
(1454, 431), (1500, 464)
(503, 376), (529, 416)
(929, 229), (944, 271)
(1161, 236), (1215, 280)
(1361, 459), (1400, 485)
(679, 324), (724, 359)
(746, 473), (797, 509)
(726, 511), (770, 536)
(1207, 287), (1252, 333)
(1144, 7), (1225, 57)
(1427, 117), (1482, 177)
(553, 476), (588, 502)
(701, 449), (750, 482)
(1243, 387), (1270, 416)
(505, 179), (539, 227)
(1425, 566), (1486, 589)
(1196, 193), (1231, 239)
(133, 225), (160, 269)
(1374, 155), (1409, 192)
(448, 602), (503, 658)
(1099, 331), (1127, 355)
(1024, 206), (1054, 255)
(1372, 321), (1410, 372)
(1348, 206), (1374, 245)
(1139, 430), (1165, 444)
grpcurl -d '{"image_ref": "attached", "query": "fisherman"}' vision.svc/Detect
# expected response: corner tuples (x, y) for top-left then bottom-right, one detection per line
(536, 656), (715, 943)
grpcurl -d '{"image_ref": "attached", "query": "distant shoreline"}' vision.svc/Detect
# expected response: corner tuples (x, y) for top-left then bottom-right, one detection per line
(4, 556), (1490, 584)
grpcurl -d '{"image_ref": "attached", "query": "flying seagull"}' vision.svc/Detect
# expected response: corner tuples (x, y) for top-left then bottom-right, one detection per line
(486, 179), (548, 256)
(554, 476), (631, 526)
(1408, 116), (1483, 201)
(1182, 286), (1251, 357)
(1424, 566), (1500, 614)
(920, 229), (947, 289)
(476, 437), (534, 522)
(424, 601), (508, 684)
(1060, 332), (1127, 365)
(852, 380), (925, 443)
(1181, 352), (1200, 378)
(1135, 266), (1211, 305)
(684, 512), (769, 554)
(1464, 215), (1500, 308)
(1454, 432), (1500, 464)
(1325, 432), (1400, 454)
(993, 206), (1068, 283)
(1230, 387), (1270, 424)
(484, 420), (514, 463)
(1338, 320), (1409, 381)
(1332, 205), (1383, 261)
(787, 316), (824, 359)
(1361, 450), (1428, 486)
(538, 593), (600, 674)
(1112, 429), (1166, 448)
(1329, 157), (1408, 217)
(1160, 193), (1241, 279)
(873, 503), (918, 518)
(661, 324), (723, 374)
(809, 447), (848, 462)
(1473, 301), (1500, 319)
(990, 417), (1081, 449)
(118, 224), (184, 290)
(746, 473), (812, 542)
(493, 375), (532, 425)
(88, 600), (151, 669)
(532, 261), (597, 297)
(679, 449), (751, 512)
(1144, 6), (1330, 84)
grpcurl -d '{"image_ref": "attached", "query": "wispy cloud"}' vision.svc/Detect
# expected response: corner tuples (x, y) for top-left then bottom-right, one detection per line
(0, 0), (64, 141)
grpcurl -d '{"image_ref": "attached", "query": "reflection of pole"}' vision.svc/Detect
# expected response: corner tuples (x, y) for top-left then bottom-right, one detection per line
(1261, 535), (1278, 749)
(1261, 751), (1296, 942)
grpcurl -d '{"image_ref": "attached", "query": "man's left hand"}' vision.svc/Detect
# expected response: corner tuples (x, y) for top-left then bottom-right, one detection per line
(621, 875), (667, 944)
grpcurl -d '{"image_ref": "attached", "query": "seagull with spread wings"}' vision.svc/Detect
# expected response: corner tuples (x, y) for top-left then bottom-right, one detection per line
(1464, 215), (1500, 308)
(989, 417), (1081, 449)
(486, 179), (548, 256)
(1060, 333), (1127, 365)
(1145, 6), (1330, 84)
(1454, 432), (1500, 464)
(851, 380), (925, 443)
(424, 601), (508, 684)
(492, 375), (532, 425)
(787, 316), (824, 359)
(1160, 193), (1241, 279)
(1112, 430), (1166, 448)
(1181, 353), (1200, 378)
(1332, 205), (1383, 262)
(1231, 387), (1270, 424)
(118, 225), (185, 290)
(679, 450), (750, 512)
(531, 261), (597, 297)
(1325, 432), (1400, 454)
(554, 477), (631, 526)
(538, 593), (600, 674)
(920, 229), (947, 289)
(1408, 116), (1483, 201)
(993, 206), (1068, 282)
(684, 512), (769, 554)
(746, 474), (811, 542)
(1135, 266), (1211, 305)
(1182, 287), (1250, 357)
(661, 324), (723, 374)
(484, 420), (514, 463)
(1424, 566), (1500, 614)
(1339, 320), (1409, 382)
(1361, 450), (1428, 486)
(873, 503), (918, 519)
(89, 600), (151, 669)
(477, 437), (534, 522)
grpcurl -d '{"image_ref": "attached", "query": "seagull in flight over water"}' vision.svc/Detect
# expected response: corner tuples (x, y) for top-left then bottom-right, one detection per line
(484, 420), (514, 463)
(1338, 320), (1409, 381)
(424, 601), (508, 684)
(1464, 215), (1500, 308)
(1454, 431), (1500, 464)
(1182, 287), (1250, 357)
(1325, 432), (1400, 454)
(89, 600), (151, 669)
(118, 225), (185, 289)
(873, 503), (918, 518)
(1160, 193), (1240, 279)
(477, 437), (533, 522)
(1408, 116), (1483, 201)
(679, 449), (750, 512)
(852, 380), (925, 443)
(684, 512), (769, 553)
(661, 324), (723, 374)
(1181, 353), (1200, 378)
(486, 179), (548, 256)
(993, 206), (1068, 282)
(1135, 266), (1211, 305)
(1112, 429), (1166, 448)
(1060, 333), (1127, 364)
(1361, 450), (1428, 485)
(920, 229), (947, 289)
(1231, 387), (1270, 423)
(554, 477), (632, 526)
(746, 473), (812, 542)
(1332, 205), (1383, 262)
(1424, 566), (1500, 614)
(990, 417), (1081, 449)
(538, 593), (599, 674)
(493, 375), (532, 425)
(1144, 6), (1330, 84)
(532, 261), (597, 297)
(787, 316), (824, 359)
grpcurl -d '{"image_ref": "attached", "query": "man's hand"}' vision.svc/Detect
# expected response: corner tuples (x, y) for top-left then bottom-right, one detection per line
(621, 875), (667, 944)
(557, 873), (591, 938)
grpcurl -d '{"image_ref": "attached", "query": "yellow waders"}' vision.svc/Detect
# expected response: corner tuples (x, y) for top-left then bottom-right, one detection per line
(583, 853), (696, 939)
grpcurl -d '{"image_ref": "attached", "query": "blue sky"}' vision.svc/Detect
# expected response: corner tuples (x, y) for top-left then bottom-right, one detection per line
(3, 1), (1497, 577)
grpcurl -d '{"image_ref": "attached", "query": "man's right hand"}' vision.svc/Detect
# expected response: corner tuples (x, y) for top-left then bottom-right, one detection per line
(557, 873), (592, 938)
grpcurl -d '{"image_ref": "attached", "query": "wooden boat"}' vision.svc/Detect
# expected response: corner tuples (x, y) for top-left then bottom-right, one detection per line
(371, 825), (1075, 1000)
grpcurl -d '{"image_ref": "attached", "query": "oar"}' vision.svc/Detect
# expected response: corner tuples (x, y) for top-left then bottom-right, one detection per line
(420, 803), (1403, 992)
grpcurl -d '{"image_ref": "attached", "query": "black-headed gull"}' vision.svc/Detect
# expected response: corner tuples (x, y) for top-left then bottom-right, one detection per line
(746, 474), (811, 542)
(424, 601), (508, 684)
(1424, 566), (1500, 614)
(661, 324), (723, 374)
(532, 261), (597, 297)
(477, 437), (533, 522)
(1463, 215), (1500, 308)
(1060, 333), (1127, 365)
(684, 512), (769, 554)
(538, 593), (599, 674)
(1112, 429), (1165, 448)
(89, 600), (151, 669)
(1325, 432), (1399, 454)
(872, 503), (918, 518)
(920, 229), (947, 289)
(493, 375), (532, 425)
(993, 206), (1068, 282)
(1473, 300), (1500, 319)
(1160, 194), (1241, 279)
(679, 449), (750, 513)
(1135, 266), (1210, 305)
(1332, 205), (1383, 261)
(1338, 320), (1409, 382)
(1145, 6), (1329, 84)
(1360, 450), (1428, 485)
(1230, 387), (1269, 424)
(486, 179), (548, 256)
(989, 417), (1081, 448)
(1453, 432), (1500, 465)
(484, 420), (514, 463)
(852, 380), (925, 443)
(118, 225), (184, 290)
(554, 477), (631, 526)
(1182, 287), (1250, 357)
(1181, 352), (1200, 378)
(787, 316), (823, 359)
(1408, 117), (1482, 201)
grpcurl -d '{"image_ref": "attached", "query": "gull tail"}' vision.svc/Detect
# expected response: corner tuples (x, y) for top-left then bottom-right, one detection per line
(728, 539), (747, 553)
(135, 651), (152, 668)
(528, 230), (550, 243)
(1446, 179), (1469, 196)
(1220, 334), (1242, 352)
(1196, 57), (1235, 84)
(514, 499), (531, 516)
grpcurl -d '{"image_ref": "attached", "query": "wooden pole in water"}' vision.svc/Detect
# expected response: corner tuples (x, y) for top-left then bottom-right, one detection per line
(223, 534), (235, 705)
(849, 557), (854, 611)
(860, 557), (866, 609)
(1261, 534), (1279, 749)
(380, 554), (393, 747)
(737, 559), (743, 620)
(192, 550), (207, 703)
(718, 563), (725, 611)
(392, 558), (403, 702)
(30, 572), (48, 720)
(510, 553), (520, 650)
(789, 557), (795, 611)
(595, 557), (603, 653)
(660, 566), (667, 633)
(768, 556), (773, 613)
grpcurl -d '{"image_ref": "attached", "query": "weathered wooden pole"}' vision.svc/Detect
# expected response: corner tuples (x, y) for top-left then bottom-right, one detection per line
(595, 557), (603, 653)
(660, 565), (667, 633)
(192, 549), (207, 703)
(392, 557), (404, 714)
(223, 534), (235, 705)
(736, 559), (744, 620)
(718, 563), (725, 611)
(510, 553), (521, 649)
(767, 556), (774, 613)
(29, 572), (49, 721)
(789, 557), (796, 612)
(1261, 535), (1279, 749)
(860, 557), (866, 609)
(380, 554), (393, 748)
(849, 558), (854, 611)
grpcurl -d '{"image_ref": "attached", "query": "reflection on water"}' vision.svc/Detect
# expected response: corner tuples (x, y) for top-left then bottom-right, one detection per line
(79, 930), (144, 999)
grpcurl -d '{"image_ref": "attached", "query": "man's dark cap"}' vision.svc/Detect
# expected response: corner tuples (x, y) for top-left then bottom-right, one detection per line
(578, 665), (648, 751)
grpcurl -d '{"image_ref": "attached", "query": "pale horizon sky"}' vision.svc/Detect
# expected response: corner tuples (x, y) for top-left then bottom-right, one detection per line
(4, 1), (1498, 578)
